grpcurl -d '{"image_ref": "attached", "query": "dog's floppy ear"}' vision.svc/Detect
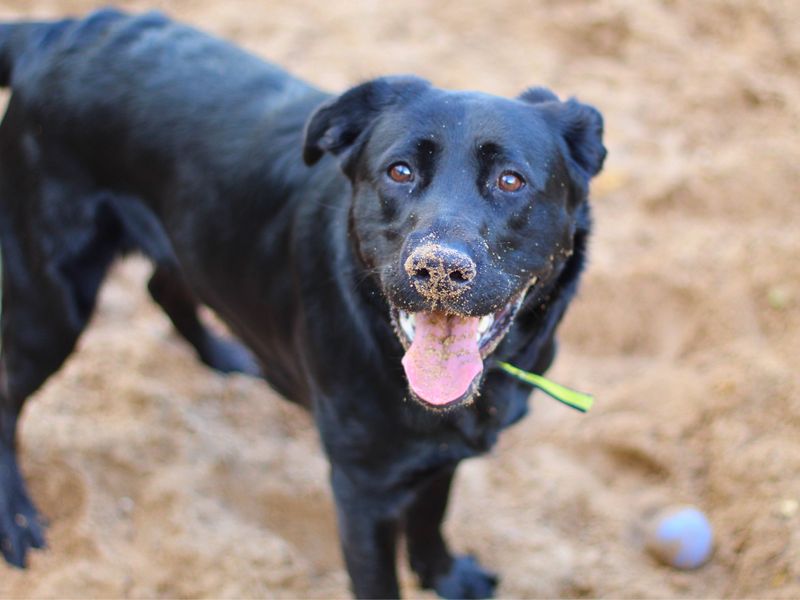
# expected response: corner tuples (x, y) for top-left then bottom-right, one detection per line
(303, 76), (430, 167)
(519, 86), (607, 179)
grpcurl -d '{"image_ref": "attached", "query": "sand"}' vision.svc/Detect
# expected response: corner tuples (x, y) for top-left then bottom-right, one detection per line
(0, 0), (798, 597)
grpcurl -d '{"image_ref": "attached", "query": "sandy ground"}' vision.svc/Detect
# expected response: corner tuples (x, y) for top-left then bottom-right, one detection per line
(1, 0), (799, 597)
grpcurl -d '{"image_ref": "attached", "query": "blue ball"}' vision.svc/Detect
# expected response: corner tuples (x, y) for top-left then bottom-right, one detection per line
(646, 506), (714, 569)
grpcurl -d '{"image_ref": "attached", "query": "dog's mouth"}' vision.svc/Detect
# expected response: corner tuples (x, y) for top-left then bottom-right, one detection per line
(390, 278), (536, 409)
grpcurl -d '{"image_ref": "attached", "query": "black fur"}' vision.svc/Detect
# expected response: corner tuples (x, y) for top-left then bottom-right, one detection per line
(0, 10), (604, 598)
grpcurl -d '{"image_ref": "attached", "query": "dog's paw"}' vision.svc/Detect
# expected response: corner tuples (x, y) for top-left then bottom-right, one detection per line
(0, 476), (46, 568)
(432, 555), (498, 599)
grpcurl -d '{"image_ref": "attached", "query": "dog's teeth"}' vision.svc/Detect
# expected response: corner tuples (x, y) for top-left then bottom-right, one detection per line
(477, 315), (494, 341)
(478, 315), (494, 335)
(399, 311), (415, 342)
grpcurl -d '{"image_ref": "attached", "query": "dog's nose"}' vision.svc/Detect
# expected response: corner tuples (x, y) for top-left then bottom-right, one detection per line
(404, 244), (476, 297)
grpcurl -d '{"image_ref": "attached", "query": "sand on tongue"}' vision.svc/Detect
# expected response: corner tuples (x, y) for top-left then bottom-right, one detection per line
(401, 312), (483, 405)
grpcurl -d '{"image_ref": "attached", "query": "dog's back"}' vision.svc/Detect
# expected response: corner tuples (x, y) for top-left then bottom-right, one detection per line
(1, 9), (322, 204)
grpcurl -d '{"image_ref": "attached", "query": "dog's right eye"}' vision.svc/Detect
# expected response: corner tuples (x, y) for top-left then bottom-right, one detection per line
(498, 170), (525, 193)
(387, 162), (414, 183)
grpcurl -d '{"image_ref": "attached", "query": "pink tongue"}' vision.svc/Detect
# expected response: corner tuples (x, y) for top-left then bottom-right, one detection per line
(401, 312), (483, 405)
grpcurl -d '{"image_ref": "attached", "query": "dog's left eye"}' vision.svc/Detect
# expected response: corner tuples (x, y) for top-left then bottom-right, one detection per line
(387, 162), (414, 183)
(498, 171), (525, 192)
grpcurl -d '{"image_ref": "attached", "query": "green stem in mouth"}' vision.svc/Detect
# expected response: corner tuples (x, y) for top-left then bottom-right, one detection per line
(498, 362), (595, 413)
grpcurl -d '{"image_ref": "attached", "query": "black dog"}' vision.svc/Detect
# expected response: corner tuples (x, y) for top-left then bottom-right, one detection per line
(0, 9), (605, 598)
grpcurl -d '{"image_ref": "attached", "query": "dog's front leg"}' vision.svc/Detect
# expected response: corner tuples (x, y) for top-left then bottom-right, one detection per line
(405, 466), (498, 599)
(331, 466), (402, 599)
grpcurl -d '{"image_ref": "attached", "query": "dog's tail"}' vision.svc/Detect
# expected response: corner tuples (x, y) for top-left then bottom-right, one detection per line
(0, 22), (49, 88)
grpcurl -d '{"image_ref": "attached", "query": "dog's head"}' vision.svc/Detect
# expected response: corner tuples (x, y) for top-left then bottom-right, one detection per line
(304, 77), (605, 410)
